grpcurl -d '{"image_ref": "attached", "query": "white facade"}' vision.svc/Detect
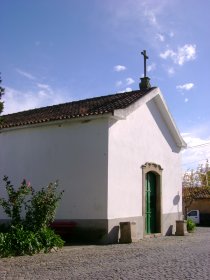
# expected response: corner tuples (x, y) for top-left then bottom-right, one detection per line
(108, 91), (182, 218)
(0, 88), (185, 242)
(0, 118), (109, 220)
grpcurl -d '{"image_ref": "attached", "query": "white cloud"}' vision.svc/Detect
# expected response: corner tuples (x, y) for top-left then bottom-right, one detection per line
(144, 10), (158, 26)
(160, 49), (176, 59)
(182, 133), (210, 171)
(115, 77), (135, 88)
(167, 67), (175, 75)
(99, 1), (177, 51)
(176, 83), (194, 90)
(2, 85), (68, 114)
(117, 87), (133, 93)
(176, 44), (196, 65)
(169, 31), (174, 38)
(126, 77), (135, 85)
(160, 44), (196, 65)
(37, 83), (52, 91)
(16, 69), (36, 80)
(113, 65), (126, 72)
(147, 63), (156, 72)
(156, 33), (165, 42)
(184, 98), (189, 103)
(116, 80), (123, 87)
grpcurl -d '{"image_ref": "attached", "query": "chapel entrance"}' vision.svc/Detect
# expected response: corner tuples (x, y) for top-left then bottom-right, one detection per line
(145, 172), (157, 234)
(142, 163), (162, 235)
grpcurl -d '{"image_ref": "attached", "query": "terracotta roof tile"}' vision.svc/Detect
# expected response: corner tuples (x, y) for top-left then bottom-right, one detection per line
(183, 187), (210, 199)
(0, 87), (155, 129)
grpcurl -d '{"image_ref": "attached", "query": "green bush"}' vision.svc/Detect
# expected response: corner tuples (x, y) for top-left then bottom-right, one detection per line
(0, 225), (64, 257)
(187, 219), (196, 232)
(0, 232), (11, 257)
(0, 225), (41, 257)
(37, 227), (64, 253)
(0, 177), (64, 257)
(25, 182), (64, 231)
(0, 223), (9, 233)
(0, 176), (31, 226)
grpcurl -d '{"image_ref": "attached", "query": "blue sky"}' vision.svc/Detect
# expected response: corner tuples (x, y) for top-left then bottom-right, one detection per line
(1, 0), (210, 171)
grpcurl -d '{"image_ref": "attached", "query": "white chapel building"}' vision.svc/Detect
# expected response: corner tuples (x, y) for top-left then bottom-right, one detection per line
(0, 73), (186, 243)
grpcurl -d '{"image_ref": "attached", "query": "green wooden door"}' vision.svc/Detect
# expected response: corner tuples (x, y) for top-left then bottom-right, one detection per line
(145, 172), (156, 234)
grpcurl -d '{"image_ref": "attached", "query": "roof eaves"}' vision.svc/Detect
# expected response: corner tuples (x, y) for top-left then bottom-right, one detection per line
(0, 111), (113, 131)
(154, 90), (187, 149)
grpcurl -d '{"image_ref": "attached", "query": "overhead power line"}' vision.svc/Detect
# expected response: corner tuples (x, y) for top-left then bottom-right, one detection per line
(182, 158), (209, 166)
(186, 142), (210, 149)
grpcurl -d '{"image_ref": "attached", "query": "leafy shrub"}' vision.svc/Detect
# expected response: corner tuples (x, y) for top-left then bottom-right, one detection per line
(0, 225), (64, 257)
(25, 181), (64, 231)
(37, 227), (64, 253)
(0, 232), (11, 257)
(0, 225), (41, 257)
(187, 219), (196, 232)
(0, 177), (64, 257)
(0, 176), (32, 226)
(0, 223), (9, 233)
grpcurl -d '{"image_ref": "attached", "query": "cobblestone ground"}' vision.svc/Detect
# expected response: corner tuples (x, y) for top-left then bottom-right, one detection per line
(0, 227), (210, 279)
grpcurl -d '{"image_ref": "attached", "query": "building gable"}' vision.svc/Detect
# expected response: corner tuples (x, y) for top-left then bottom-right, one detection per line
(113, 88), (186, 149)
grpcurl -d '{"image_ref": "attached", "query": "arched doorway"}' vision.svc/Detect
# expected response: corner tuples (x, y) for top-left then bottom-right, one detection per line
(145, 172), (156, 234)
(142, 163), (162, 235)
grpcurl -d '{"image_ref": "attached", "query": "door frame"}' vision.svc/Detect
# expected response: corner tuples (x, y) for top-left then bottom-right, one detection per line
(142, 162), (163, 236)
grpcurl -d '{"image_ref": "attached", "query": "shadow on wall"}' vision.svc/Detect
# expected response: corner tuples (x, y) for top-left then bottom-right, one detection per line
(146, 99), (181, 153)
(65, 226), (120, 245)
(173, 194), (180, 206)
(173, 193), (182, 220)
(165, 225), (173, 236)
(106, 226), (120, 244)
(162, 194), (182, 236)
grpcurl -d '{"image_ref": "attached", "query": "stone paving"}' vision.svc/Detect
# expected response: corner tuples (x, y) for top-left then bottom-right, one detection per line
(0, 227), (210, 279)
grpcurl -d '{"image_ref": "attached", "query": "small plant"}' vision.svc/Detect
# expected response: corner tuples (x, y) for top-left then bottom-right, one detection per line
(37, 227), (64, 253)
(25, 181), (64, 231)
(0, 176), (32, 226)
(0, 225), (64, 257)
(187, 219), (196, 232)
(0, 177), (64, 257)
(0, 223), (9, 233)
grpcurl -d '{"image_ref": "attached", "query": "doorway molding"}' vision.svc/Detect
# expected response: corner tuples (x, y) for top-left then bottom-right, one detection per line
(142, 162), (163, 236)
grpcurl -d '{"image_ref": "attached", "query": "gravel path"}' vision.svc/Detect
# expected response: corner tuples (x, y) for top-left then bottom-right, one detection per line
(0, 227), (210, 279)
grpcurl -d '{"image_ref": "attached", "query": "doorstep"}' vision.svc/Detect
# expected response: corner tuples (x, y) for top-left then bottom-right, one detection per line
(144, 233), (162, 238)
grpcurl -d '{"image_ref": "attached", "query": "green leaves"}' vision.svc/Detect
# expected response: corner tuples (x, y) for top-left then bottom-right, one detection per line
(36, 227), (64, 253)
(0, 177), (64, 257)
(187, 219), (196, 232)
(0, 176), (32, 225)
(0, 225), (64, 257)
(25, 181), (64, 231)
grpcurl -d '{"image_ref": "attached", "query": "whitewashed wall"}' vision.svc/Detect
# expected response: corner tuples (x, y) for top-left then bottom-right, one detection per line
(0, 117), (109, 220)
(0, 91), (183, 231)
(108, 96), (182, 219)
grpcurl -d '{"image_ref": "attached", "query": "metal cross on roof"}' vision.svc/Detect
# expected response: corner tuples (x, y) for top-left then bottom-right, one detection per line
(141, 50), (149, 78)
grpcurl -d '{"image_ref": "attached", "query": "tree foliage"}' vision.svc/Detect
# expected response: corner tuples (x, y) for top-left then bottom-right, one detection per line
(182, 159), (210, 188)
(182, 159), (210, 216)
(182, 187), (201, 216)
